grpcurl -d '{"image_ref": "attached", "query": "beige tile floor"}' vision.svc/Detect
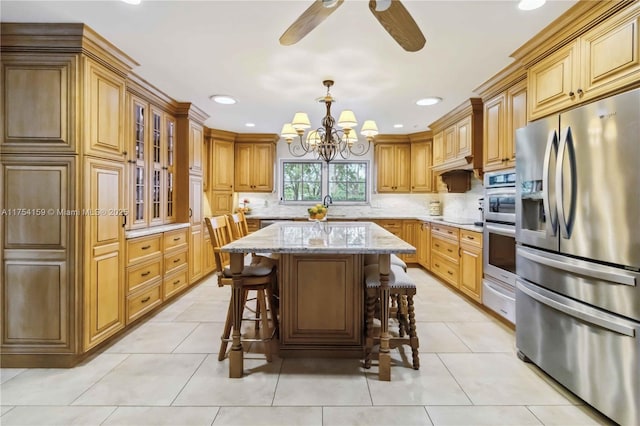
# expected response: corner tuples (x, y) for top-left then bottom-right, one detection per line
(0, 268), (616, 426)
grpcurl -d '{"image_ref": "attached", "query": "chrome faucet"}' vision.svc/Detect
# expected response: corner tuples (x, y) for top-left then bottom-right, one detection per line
(323, 194), (333, 208)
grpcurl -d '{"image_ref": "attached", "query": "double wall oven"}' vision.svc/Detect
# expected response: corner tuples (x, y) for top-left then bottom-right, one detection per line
(482, 169), (516, 323)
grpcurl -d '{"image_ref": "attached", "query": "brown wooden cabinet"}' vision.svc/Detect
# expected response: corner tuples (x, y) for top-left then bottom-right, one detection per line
(1, 24), (138, 366)
(459, 230), (483, 302)
(207, 128), (236, 214)
(83, 158), (126, 350)
(475, 58), (528, 173)
(417, 221), (431, 269)
(234, 135), (277, 192)
(430, 98), (483, 175)
(125, 82), (178, 229)
(409, 131), (433, 193)
(525, 3), (640, 120)
(374, 139), (411, 193)
(401, 220), (420, 263)
(430, 224), (460, 289)
(125, 234), (162, 324)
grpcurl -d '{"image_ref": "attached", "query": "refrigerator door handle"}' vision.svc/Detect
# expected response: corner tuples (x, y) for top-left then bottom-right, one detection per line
(517, 246), (637, 287)
(542, 129), (558, 236)
(556, 126), (576, 239)
(517, 280), (636, 337)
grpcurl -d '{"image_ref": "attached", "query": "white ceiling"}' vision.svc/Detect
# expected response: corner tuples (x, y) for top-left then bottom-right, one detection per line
(2, 0), (577, 135)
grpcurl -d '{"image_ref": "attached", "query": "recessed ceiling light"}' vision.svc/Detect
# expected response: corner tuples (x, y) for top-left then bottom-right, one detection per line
(518, 0), (545, 11)
(393, 124), (404, 129)
(121, 0), (141, 4)
(245, 123), (256, 128)
(209, 95), (237, 105)
(416, 97), (442, 106)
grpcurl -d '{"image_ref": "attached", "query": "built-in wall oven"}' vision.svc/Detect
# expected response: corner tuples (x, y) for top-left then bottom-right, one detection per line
(482, 169), (517, 323)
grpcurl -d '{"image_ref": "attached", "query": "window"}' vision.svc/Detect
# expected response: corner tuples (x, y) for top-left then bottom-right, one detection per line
(329, 162), (367, 202)
(281, 160), (368, 204)
(282, 162), (322, 202)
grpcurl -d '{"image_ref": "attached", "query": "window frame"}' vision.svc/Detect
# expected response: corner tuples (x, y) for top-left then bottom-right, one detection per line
(280, 159), (370, 206)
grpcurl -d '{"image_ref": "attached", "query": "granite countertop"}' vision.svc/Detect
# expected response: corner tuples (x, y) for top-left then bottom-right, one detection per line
(221, 221), (416, 254)
(245, 213), (483, 234)
(125, 222), (190, 239)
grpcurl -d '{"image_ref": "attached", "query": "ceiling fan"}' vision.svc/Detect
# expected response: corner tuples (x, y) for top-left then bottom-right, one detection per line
(279, 0), (426, 52)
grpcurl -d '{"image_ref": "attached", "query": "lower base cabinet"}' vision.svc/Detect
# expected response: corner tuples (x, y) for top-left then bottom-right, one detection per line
(459, 230), (483, 302)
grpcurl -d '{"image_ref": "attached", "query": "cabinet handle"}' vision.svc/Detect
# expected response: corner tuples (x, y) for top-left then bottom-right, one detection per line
(141, 271), (151, 277)
(189, 208), (193, 218)
(435, 243), (440, 248)
(122, 212), (127, 228)
(173, 279), (181, 285)
(173, 258), (181, 263)
(162, 166), (168, 170)
(141, 296), (151, 303)
(173, 237), (181, 241)
(466, 236), (474, 240)
(447, 248), (453, 253)
(447, 231), (453, 234)
(447, 271), (453, 275)
(141, 245), (151, 250)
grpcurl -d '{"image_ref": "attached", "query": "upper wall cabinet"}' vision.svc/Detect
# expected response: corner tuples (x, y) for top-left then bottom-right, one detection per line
(206, 128), (236, 215)
(234, 134), (277, 193)
(475, 62), (527, 172)
(430, 98), (483, 175)
(125, 79), (178, 229)
(514, 2), (640, 121)
(374, 136), (411, 193)
(1, 54), (78, 154)
(409, 131), (433, 193)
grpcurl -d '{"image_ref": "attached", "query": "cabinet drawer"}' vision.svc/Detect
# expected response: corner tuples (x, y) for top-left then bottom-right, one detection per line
(432, 235), (459, 264)
(127, 281), (162, 324)
(164, 228), (188, 251)
(127, 234), (162, 266)
(127, 259), (162, 293)
(374, 220), (403, 236)
(460, 229), (482, 248)
(164, 248), (188, 275)
(246, 219), (260, 233)
(431, 223), (459, 241)
(431, 253), (459, 287)
(163, 268), (189, 300)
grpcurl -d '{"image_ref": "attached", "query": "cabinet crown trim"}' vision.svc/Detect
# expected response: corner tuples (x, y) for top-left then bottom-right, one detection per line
(205, 128), (237, 142)
(0, 23), (139, 75)
(175, 102), (210, 124)
(429, 98), (482, 132)
(510, 0), (633, 68)
(235, 133), (279, 143)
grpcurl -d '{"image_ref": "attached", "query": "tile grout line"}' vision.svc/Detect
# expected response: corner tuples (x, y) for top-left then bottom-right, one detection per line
(434, 353), (474, 406)
(67, 353), (132, 407)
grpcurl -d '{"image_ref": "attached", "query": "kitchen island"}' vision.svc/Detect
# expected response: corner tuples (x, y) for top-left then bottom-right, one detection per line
(221, 221), (415, 380)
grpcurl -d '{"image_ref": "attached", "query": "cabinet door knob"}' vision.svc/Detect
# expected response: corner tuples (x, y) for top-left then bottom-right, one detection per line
(577, 88), (584, 96)
(569, 91), (575, 97)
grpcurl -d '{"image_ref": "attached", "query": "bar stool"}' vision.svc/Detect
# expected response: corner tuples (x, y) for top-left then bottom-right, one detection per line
(205, 215), (279, 362)
(363, 263), (420, 370)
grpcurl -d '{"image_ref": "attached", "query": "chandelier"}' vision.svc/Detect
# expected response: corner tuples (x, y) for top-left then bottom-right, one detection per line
(280, 80), (379, 163)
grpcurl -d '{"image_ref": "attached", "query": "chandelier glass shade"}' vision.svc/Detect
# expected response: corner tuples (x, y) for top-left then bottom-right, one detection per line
(281, 80), (378, 163)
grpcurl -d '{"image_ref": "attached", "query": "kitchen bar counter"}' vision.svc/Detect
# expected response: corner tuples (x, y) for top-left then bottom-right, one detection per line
(221, 221), (415, 381)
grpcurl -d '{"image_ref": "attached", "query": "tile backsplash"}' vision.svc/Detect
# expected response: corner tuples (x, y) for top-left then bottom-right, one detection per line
(235, 176), (484, 220)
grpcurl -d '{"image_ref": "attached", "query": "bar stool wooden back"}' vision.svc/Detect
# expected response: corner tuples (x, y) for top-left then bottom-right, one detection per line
(205, 215), (279, 362)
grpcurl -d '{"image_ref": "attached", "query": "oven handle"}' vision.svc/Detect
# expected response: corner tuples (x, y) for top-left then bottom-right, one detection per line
(485, 222), (515, 237)
(517, 280), (636, 337)
(517, 246), (636, 287)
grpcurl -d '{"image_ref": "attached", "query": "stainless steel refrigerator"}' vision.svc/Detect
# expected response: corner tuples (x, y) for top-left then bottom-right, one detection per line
(515, 88), (640, 426)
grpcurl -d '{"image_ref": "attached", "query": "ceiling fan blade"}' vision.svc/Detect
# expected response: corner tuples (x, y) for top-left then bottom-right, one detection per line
(279, 0), (345, 46)
(368, 0), (426, 52)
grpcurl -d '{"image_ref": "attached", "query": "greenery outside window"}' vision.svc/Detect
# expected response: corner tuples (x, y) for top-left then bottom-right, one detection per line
(281, 160), (369, 204)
